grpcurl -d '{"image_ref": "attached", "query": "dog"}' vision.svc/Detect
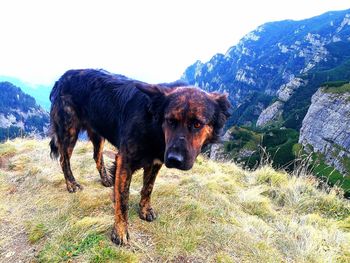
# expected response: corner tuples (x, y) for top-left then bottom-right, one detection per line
(49, 69), (231, 245)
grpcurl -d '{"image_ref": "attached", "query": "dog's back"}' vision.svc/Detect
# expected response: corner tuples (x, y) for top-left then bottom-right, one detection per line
(50, 69), (145, 148)
(49, 69), (157, 191)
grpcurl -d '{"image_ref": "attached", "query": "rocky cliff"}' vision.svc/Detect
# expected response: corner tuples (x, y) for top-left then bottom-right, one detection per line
(299, 84), (350, 175)
(256, 77), (307, 127)
(0, 81), (49, 141)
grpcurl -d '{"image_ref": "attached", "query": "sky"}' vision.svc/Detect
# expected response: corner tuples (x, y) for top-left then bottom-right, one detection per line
(0, 0), (349, 86)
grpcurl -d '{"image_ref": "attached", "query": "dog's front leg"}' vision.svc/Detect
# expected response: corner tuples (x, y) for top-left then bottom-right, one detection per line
(139, 163), (162, 221)
(111, 154), (132, 245)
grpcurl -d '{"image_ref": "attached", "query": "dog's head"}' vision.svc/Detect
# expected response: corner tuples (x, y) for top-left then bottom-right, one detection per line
(137, 84), (231, 170)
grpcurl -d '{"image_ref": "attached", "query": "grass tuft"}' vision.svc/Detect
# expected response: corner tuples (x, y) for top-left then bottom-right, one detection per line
(27, 223), (47, 244)
(256, 166), (289, 187)
(0, 142), (17, 157)
(338, 216), (350, 231)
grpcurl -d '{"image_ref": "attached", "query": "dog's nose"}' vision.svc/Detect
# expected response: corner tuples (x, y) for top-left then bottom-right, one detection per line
(166, 152), (184, 168)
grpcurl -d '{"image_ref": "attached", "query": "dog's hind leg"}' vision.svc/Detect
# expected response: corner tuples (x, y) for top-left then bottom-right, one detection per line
(87, 130), (114, 187)
(51, 99), (82, 193)
(139, 162), (162, 222)
(58, 128), (82, 193)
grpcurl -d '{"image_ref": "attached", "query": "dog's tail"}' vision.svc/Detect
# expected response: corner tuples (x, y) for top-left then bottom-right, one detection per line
(49, 135), (60, 160)
(49, 81), (61, 160)
(49, 80), (60, 102)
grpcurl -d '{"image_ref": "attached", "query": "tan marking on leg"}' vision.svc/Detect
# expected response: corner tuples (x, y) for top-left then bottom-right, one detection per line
(112, 154), (131, 245)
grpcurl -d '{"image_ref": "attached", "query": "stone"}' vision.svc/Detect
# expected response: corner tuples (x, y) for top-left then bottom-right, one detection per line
(299, 88), (350, 174)
(256, 101), (284, 127)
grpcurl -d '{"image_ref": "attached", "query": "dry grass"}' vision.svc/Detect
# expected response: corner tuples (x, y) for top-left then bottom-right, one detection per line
(0, 138), (349, 262)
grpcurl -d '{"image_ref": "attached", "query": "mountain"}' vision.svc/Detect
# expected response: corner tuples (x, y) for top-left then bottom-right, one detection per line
(1, 138), (349, 262)
(182, 9), (350, 127)
(0, 81), (49, 141)
(0, 76), (51, 110)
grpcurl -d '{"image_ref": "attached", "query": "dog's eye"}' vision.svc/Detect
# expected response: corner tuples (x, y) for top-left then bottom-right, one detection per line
(166, 118), (177, 127)
(192, 120), (203, 130)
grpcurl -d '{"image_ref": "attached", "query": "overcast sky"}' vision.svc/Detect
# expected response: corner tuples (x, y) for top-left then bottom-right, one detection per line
(0, 0), (349, 86)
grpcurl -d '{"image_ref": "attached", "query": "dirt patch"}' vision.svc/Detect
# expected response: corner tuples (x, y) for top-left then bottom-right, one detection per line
(0, 223), (37, 263)
(0, 154), (14, 170)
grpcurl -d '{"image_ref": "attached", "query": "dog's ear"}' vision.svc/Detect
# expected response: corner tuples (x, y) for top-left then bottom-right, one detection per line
(210, 92), (232, 140)
(212, 92), (232, 119)
(135, 83), (171, 98)
(135, 83), (171, 121)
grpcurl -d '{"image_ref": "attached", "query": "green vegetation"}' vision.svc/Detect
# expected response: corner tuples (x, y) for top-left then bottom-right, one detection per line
(224, 126), (299, 170)
(224, 126), (350, 196)
(27, 223), (48, 244)
(342, 157), (350, 174)
(38, 233), (138, 262)
(228, 92), (273, 127)
(323, 83), (350, 94)
(0, 138), (349, 262)
(224, 126), (261, 152)
(0, 126), (22, 141)
(310, 152), (350, 197)
(322, 80), (350, 88)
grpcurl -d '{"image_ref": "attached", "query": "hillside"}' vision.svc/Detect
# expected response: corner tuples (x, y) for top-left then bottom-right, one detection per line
(0, 82), (49, 142)
(0, 76), (51, 111)
(182, 9), (350, 127)
(0, 139), (349, 262)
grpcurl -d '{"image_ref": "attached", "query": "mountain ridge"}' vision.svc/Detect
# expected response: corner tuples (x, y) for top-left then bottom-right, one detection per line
(182, 8), (350, 126)
(0, 76), (51, 110)
(0, 81), (49, 141)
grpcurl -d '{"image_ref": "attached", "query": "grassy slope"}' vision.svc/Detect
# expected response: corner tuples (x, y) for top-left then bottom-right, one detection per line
(0, 139), (349, 263)
(323, 83), (350, 94)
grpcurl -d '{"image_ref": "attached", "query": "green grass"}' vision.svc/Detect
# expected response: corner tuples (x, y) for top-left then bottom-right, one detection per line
(342, 157), (350, 175)
(311, 152), (350, 197)
(0, 139), (349, 262)
(27, 223), (47, 244)
(323, 83), (350, 94)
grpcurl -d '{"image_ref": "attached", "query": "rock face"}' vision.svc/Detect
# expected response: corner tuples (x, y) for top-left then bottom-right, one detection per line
(209, 143), (226, 161)
(209, 130), (232, 160)
(256, 101), (284, 127)
(256, 77), (307, 127)
(299, 88), (350, 174)
(277, 78), (307, 102)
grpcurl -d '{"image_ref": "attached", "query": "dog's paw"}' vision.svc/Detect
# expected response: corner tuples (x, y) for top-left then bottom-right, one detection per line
(66, 181), (83, 193)
(100, 173), (114, 187)
(111, 227), (129, 246)
(139, 206), (157, 222)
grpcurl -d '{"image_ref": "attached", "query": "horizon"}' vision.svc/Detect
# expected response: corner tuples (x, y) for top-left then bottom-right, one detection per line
(0, 0), (350, 86)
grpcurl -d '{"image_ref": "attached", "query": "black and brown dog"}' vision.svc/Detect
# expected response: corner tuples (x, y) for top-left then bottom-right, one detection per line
(49, 69), (231, 245)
